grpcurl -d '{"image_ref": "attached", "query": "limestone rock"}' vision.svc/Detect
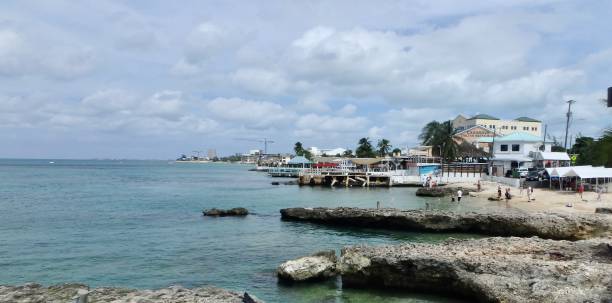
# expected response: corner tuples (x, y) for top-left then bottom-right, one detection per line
(203, 207), (249, 217)
(280, 207), (612, 240)
(0, 283), (263, 303)
(596, 207), (612, 214)
(277, 250), (337, 282)
(416, 186), (474, 197)
(339, 237), (612, 303)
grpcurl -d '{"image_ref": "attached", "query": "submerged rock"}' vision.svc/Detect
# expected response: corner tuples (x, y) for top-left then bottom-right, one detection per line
(277, 250), (337, 282)
(0, 283), (263, 303)
(339, 237), (612, 303)
(280, 207), (612, 240)
(203, 207), (249, 217)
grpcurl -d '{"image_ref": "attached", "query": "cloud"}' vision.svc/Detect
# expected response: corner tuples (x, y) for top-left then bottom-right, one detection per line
(207, 97), (295, 129)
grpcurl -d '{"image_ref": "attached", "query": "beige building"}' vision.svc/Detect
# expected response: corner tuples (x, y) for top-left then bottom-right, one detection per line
(452, 114), (542, 137)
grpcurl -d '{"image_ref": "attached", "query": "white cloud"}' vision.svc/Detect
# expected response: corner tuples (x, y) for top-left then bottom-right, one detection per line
(207, 97), (295, 129)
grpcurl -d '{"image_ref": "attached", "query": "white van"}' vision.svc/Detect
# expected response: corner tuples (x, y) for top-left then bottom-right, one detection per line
(517, 167), (529, 178)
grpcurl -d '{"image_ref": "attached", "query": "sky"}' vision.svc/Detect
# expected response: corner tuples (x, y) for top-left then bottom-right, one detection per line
(1, 0), (611, 159)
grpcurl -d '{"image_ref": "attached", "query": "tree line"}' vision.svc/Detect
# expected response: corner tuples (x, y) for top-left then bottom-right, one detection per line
(294, 138), (401, 159)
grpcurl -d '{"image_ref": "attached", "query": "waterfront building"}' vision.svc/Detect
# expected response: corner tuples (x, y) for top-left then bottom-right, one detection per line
(207, 149), (217, 160)
(452, 114), (542, 137)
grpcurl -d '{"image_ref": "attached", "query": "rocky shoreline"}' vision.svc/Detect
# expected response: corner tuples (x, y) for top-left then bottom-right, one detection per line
(280, 207), (612, 240)
(0, 283), (262, 303)
(339, 237), (612, 303)
(277, 237), (612, 302)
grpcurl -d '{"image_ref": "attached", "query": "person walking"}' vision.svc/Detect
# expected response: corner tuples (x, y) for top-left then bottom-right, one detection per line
(596, 186), (602, 201)
(457, 189), (463, 202)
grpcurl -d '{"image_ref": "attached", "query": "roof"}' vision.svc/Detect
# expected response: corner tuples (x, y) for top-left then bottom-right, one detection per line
(494, 132), (542, 142)
(477, 137), (494, 143)
(288, 156), (311, 164)
(532, 152), (570, 161)
(351, 158), (382, 165)
(454, 125), (494, 136)
(515, 116), (541, 122)
(468, 114), (499, 120)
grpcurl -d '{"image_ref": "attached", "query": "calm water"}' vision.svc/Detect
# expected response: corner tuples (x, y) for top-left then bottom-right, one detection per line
(0, 160), (490, 302)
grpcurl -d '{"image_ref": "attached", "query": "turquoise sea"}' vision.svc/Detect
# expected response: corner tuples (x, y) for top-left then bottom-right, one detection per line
(0, 160), (488, 302)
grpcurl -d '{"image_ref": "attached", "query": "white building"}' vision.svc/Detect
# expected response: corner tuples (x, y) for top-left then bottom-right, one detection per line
(478, 133), (552, 176)
(308, 147), (347, 157)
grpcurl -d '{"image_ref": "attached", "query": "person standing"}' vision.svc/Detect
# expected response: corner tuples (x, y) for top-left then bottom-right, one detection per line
(457, 189), (463, 202)
(477, 180), (481, 192)
(578, 183), (584, 200)
(527, 186), (532, 202)
(497, 185), (502, 199)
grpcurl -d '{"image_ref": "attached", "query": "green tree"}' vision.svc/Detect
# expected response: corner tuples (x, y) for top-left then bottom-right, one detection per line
(392, 148), (402, 156)
(418, 120), (458, 162)
(571, 136), (595, 165)
(294, 142), (305, 155)
(342, 149), (354, 157)
(356, 137), (376, 158)
(377, 138), (392, 157)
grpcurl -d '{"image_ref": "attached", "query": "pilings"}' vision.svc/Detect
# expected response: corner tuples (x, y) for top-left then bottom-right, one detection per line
(298, 173), (391, 187)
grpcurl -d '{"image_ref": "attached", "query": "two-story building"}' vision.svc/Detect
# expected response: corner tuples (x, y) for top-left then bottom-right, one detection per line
(478, 133), (551, 176)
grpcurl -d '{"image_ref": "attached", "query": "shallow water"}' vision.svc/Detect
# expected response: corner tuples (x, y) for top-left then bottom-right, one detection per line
(0, 160), (490, 302)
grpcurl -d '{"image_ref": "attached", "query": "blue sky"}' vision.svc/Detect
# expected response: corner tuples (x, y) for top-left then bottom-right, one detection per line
(1, 0), (611, 159)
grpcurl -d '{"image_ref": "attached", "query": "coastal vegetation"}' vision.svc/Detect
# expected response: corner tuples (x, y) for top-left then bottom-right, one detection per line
(419, 120), (459, 161)
(570, 131), (612, 167)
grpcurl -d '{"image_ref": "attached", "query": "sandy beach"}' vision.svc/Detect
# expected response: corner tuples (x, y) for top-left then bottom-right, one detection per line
(449, 180), (611, 214)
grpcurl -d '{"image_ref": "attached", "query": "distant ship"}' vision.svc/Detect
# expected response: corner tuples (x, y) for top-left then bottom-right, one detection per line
(175, 154), (210, 163)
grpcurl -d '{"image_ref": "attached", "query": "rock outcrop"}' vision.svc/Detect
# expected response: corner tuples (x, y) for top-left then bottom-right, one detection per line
(277, 250), (337, 282)
(203, 207), (249, 217)
(0, 283), (262, 303)
(416, 186), (474, 197)
(339, 237), (612, 303)
(596, 207), (612, 214)
(280, 207), (612, 240)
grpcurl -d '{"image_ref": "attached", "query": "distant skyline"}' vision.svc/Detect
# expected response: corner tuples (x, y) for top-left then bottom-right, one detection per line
(1, 0), (611, 159)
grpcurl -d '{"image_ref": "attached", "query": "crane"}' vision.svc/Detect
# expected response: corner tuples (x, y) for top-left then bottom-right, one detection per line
(234, 138), (275, 155)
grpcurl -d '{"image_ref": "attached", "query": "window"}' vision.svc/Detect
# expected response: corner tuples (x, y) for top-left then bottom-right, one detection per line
(502, 125), (508, 129)
(532, 127), (537, 131)
(512, 144), (520, 151)
(523, 126), (529, 131)
(511, 126), (517, 130)
(500, 144), (508, 151)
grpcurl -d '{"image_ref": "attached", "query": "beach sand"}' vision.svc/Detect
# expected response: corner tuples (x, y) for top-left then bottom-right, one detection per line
(447, 180), (612, 214)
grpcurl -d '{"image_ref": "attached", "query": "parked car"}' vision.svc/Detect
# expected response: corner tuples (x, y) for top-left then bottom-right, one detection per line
(526, 170), (540, 181)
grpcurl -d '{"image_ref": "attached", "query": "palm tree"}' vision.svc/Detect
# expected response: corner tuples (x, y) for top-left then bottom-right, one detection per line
(418, 120), (458, 162)
(342, 149), (354, 157)
(377, 139), (392, 157)
(356, 137), (376, 158)
(294, 142), (304, 156)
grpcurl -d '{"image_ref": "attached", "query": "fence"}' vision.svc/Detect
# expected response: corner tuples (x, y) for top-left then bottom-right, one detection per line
(481, 175), (520, 188)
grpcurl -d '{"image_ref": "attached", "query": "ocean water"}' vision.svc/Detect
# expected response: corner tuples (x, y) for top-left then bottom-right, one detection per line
(0, 160), (488, 302)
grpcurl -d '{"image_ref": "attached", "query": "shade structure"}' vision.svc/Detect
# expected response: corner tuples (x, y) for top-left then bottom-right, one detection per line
(287, 156), (311, 165)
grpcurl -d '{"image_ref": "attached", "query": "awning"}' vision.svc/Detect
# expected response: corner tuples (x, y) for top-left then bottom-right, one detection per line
(351, 158), (382, 165)
(532, 152), (570, 161)
(562, 166), (612, 178)
(288, 156), (311, 165)
(491, 155), (533, 162)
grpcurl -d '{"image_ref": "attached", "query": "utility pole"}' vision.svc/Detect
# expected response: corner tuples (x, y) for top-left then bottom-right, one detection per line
(563, 100), (576, 150)
(542, 124), (547, 151)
